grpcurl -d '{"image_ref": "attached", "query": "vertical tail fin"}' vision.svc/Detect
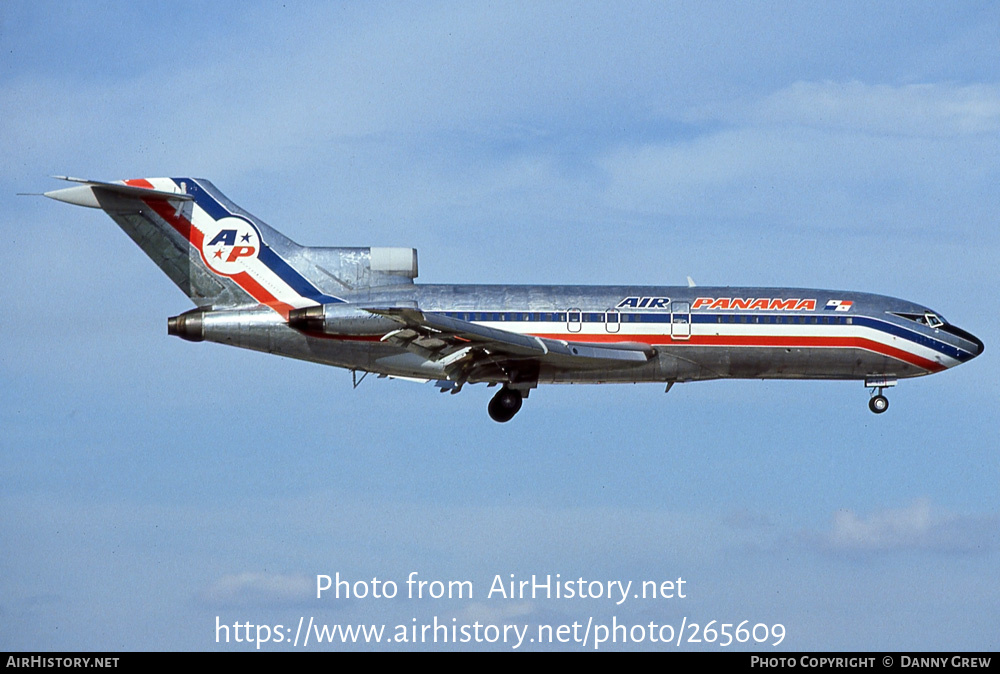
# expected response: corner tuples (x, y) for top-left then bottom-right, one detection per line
(44, 177), (344, 317)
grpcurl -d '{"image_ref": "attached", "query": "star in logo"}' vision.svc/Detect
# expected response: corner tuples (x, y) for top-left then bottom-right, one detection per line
(241, 233), (253, 243)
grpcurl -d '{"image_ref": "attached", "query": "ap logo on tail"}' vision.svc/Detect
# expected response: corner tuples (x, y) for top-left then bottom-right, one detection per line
(200, 217), (261, 276)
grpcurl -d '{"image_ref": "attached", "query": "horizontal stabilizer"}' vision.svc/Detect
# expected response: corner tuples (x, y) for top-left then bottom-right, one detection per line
(44, 176), (193, 208)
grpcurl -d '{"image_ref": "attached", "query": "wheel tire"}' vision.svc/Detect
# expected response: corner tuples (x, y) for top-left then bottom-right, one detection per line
(869, 395), (889, 414)
(488, 388), (523, 422)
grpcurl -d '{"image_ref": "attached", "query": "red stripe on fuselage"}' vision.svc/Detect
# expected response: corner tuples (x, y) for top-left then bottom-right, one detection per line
(531, 332), (946, 373)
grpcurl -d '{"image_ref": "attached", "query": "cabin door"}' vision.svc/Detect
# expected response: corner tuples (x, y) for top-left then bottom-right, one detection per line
(670, 301), (691, 340)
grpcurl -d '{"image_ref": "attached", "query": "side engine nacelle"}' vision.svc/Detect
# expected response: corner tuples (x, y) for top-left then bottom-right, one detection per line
(167, 307), (285, 347)
(286, 304), (403, 337)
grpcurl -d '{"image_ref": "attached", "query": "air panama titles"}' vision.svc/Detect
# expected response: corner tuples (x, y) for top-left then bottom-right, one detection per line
(617, 297), (818, 311)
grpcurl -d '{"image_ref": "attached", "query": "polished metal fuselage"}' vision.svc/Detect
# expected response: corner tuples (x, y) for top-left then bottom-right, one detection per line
(200, 283), (979, 386)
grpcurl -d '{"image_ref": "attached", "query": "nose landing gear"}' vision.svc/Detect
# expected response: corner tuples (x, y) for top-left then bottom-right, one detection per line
(488, 386), (523, 423)
(865, 376), (896, 415)
(868, 394), (889, 414)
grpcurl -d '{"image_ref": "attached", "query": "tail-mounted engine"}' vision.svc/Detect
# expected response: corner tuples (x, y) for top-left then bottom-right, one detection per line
(287, 303), (410, 337)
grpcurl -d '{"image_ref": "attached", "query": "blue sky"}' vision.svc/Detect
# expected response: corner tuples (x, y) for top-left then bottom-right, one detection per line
(1, 1), (997, 651)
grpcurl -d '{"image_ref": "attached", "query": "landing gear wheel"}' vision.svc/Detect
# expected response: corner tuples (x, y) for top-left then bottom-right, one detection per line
(488, 387), (523, 423)
(869, 395), (889, 414)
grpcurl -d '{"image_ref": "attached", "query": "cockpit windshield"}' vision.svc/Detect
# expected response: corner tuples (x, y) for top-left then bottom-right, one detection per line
(891, 311), (945, 328)
(891, 310), (982, 350)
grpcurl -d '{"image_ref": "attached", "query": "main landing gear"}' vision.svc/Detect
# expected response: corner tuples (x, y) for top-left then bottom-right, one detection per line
(865, 376), (896, 415)
(488, 386), (523, 423)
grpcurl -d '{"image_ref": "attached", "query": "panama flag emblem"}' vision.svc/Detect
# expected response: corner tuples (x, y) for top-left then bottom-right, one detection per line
(825, 300), (853, 312)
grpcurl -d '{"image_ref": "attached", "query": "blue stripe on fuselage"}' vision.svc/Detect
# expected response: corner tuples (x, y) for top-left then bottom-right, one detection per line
(433, 310), (974, 362)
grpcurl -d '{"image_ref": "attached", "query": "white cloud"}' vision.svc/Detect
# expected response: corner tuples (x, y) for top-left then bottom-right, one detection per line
(202, 572), (315, 608)
(817, 499), (999, 555)
(714, 81), (1000, 137)
(598, 81), (1000, 232)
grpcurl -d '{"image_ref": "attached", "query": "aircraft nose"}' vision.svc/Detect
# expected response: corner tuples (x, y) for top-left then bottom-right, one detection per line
(969, 331), (984, 358)
(951, 325), (984, 359)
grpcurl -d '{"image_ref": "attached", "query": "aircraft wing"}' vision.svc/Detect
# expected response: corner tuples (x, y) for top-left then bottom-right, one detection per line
(371, 308), (654, 381)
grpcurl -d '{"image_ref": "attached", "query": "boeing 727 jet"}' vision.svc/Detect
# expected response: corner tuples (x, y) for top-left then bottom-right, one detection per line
(43, 177), (983, 422)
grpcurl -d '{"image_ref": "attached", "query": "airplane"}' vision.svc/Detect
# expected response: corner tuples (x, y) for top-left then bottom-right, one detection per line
(42, 176), (983, 422)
